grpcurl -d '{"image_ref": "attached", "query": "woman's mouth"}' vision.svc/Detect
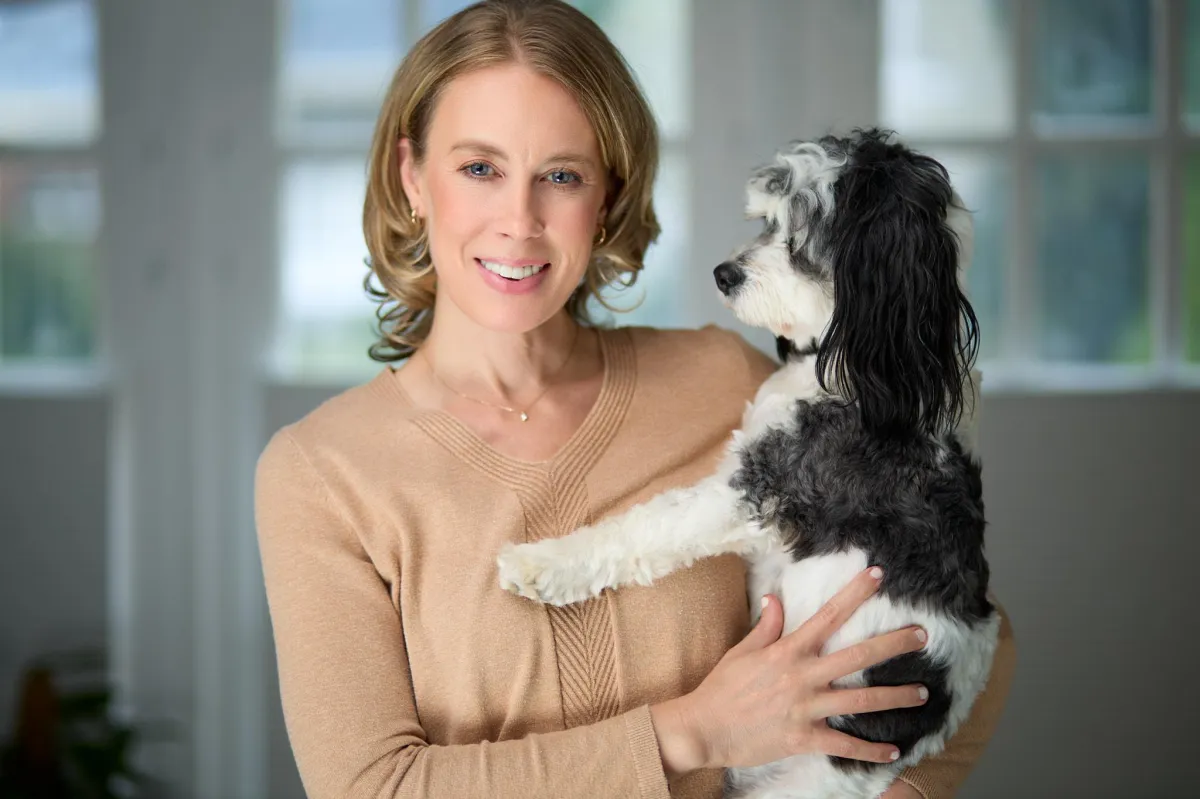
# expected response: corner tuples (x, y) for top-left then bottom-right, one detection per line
(477, 259), (549, 281)
(475, 258), (552, 295)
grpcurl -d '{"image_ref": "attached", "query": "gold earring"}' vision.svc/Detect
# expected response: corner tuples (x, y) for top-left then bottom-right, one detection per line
(410, 207), (418, 224)
(594, 225), (607, 246)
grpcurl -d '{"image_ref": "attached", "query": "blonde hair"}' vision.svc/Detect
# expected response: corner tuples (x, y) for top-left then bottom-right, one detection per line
(362, 0), (661, 362)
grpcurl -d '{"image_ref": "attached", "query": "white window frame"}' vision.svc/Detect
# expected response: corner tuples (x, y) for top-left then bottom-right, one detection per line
(889, 0), (1200, 392)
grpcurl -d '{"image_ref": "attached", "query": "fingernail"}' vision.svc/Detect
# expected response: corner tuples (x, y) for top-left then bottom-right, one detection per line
(761, 596), (769, 610)
(915, 628), (927, 644)
(868, 567), (883, 580)
(918, 686), (929, 701)
(889, 749), (900, 761)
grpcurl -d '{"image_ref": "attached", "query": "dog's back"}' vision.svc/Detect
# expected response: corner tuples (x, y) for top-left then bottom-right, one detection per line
(724, 395), (1000, 799)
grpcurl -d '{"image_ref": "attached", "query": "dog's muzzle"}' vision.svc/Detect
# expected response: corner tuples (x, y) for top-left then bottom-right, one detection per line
(714, 261), (746, 295)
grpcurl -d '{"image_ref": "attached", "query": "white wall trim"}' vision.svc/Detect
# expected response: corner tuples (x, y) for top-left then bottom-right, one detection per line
(100, 0), (275, 795)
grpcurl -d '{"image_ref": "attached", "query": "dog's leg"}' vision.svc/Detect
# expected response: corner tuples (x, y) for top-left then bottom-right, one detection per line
(497, 476), (766, 605)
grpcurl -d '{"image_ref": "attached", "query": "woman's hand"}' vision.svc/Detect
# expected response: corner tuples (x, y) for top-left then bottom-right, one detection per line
(650, 566), (929, 775)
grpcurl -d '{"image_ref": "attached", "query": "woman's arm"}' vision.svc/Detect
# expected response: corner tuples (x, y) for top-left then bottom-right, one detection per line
(255, 431), (673, 799)
(895, 604), (1017, 798)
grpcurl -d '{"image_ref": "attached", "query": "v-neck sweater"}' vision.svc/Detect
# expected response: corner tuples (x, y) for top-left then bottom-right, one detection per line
(255, 325), (1015, 799)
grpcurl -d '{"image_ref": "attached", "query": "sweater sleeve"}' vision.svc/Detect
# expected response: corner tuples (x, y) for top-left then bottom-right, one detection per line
(255, 430), (672, 799)
(896, 604), (1017, 798)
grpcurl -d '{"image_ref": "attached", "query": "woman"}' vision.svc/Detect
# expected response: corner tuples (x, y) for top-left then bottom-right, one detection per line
(254, 2), (1015, 797)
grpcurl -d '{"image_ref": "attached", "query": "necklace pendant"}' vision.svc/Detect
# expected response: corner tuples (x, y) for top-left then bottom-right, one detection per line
(519, 412), (529, 422)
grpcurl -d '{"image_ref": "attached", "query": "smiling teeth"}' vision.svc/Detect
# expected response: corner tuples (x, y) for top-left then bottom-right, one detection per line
(480, 260), (547, 280)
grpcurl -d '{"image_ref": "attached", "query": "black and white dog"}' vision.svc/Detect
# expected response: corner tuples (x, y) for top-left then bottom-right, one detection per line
(496, 128), (1000, 799)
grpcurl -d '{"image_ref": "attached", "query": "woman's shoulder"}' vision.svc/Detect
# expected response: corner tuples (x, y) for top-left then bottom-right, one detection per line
(257, 366), (426, 483)
(614, 323), (779, 388)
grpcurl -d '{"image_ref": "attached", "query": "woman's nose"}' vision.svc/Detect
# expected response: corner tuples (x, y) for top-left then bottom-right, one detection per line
(500, 184), (544, 240)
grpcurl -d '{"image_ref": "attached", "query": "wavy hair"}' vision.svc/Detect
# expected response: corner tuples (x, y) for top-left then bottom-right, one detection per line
(362, 0), (661, 362)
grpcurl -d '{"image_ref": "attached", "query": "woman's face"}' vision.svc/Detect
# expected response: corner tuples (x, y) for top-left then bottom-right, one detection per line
(399, 63), (608, 334)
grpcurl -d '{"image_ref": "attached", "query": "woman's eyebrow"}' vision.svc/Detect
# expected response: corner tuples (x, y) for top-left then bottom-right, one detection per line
(450, 139), (506, 159)
(450, 140), (597, 170)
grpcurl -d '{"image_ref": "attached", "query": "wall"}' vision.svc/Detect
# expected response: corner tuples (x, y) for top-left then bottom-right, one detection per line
(0, 396), (109, 739)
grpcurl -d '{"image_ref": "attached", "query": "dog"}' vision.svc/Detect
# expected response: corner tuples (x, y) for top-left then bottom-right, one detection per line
(496, 128), (1000, 799)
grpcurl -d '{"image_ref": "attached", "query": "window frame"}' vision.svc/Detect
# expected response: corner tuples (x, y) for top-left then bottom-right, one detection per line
(887, 0), (1200, 391)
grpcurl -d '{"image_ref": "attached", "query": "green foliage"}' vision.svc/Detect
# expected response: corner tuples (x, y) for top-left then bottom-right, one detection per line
(0, 651), (142, 799)
(0, 228), (95, 360)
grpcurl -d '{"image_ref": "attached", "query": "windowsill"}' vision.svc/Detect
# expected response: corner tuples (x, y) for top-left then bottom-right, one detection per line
(978, 362), (1200, 396)
(260, 357), (1200, 397)
(0, 361), (109, 397)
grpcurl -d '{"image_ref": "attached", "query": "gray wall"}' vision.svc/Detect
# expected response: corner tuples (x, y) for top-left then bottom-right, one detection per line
(0, 396), (109, 738)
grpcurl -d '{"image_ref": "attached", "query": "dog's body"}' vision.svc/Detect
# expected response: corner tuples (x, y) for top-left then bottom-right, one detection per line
(497, 129), (1001, 798)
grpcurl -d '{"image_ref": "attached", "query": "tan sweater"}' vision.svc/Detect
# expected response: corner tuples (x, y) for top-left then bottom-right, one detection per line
(255, 325), (1015, 799)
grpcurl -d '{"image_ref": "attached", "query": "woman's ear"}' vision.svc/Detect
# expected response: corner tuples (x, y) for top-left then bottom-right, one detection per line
(397, 137), (423, 217)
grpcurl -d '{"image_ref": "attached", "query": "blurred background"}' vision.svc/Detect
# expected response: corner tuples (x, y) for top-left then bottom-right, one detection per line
(0, 0), (1196, 796)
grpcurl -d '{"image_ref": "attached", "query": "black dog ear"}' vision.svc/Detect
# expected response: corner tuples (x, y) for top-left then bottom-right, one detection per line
(816, 130), (979, 439)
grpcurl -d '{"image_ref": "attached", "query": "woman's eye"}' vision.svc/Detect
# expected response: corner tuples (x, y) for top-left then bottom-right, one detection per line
(464, 162), (494, 178)
(547, 170), (580, 185)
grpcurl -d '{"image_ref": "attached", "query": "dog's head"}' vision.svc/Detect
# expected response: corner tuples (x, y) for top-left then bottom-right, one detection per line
(715, 128), (979, 439)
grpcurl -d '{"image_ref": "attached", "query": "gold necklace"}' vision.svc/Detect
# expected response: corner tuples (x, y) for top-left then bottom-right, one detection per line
(425, 325), (582, 422)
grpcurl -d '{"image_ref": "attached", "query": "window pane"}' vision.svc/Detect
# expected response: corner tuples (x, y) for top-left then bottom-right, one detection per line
(926, 150), (1010, 361)
(1186, 154), (1200, 362)
(0, 0), (98, 145)
(1034, 0), (1152, 126)
(588, 147), (689, 327)
(880, 0), (1014, 138)
(571, 0), (690, 140)
(279, 0), (403, 146)
(277, 159), (377, 377)
(420, 0), (475, 34)
(1035, 153), (1149, 363)
(0, 164), (98, 360)
(1186, 0), (1200, 129)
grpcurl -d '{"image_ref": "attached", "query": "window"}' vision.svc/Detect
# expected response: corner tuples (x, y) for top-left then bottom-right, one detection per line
(274, 0), (691, 380)
(881, 0), (1200, 386)
(0, 0), (100, 369)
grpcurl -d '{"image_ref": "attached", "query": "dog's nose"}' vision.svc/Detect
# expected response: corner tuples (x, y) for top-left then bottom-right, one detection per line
(714, 261), (745, 295)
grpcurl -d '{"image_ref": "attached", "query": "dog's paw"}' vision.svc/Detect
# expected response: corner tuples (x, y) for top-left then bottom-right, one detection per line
(496, 542), (597, 607)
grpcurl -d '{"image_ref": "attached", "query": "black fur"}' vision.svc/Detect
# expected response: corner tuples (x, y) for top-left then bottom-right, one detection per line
(730, 399), (991, 623)
(815, 129), (980, 441)
(728, 396), (990, 776)
(775, 336), (818, 363)
(829, 652), (953, 771)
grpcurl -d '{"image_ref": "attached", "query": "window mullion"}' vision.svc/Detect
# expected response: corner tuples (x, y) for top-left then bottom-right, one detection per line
(1008, 0), (1036, 373)
(1161, 0), (1185, 372)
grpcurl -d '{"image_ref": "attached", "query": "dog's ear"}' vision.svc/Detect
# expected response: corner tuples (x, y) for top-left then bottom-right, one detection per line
(816, 135), (980, 439)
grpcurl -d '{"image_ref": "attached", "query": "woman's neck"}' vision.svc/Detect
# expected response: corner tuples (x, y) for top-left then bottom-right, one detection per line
(416, 307), (587, 407)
